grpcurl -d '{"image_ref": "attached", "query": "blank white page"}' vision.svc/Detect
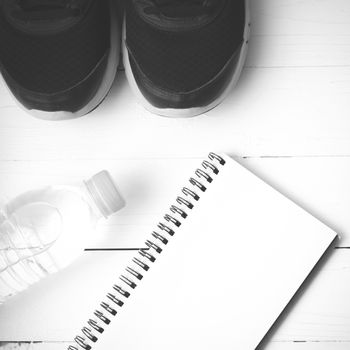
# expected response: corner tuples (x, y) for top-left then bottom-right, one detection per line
(92, 153), (337, 350)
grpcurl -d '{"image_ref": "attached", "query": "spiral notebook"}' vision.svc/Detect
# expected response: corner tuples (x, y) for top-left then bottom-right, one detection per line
(70, 153), (337, 350)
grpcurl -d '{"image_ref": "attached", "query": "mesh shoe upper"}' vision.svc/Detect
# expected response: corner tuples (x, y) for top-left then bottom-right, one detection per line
(125, 0), (246, 94)
(0, 0), (110, 94)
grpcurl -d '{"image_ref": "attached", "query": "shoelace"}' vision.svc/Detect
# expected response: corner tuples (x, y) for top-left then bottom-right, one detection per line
(144, 0), (215, 17)
(14, 0), (81, 20)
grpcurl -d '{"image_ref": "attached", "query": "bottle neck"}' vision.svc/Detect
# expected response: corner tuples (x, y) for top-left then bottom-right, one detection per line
(82, 183), (108, 220)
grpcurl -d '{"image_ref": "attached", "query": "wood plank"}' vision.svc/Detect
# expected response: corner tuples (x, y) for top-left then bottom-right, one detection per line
(249, 0), (350, 68)
(0, 157), (348, 245)
(1, 65), (350, 159)
(1, 341), (350, 350)
(247, 34), (350, 68)
(252, 0), (350, 38)
(0, 249), (349, 343)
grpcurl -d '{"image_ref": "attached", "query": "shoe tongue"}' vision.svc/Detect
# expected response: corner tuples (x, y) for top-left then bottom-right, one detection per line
(136, 0), (226, 30)
(2, 0), (90, 34)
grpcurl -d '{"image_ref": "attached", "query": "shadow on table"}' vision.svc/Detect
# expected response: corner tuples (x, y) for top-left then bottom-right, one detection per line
(257, 236), (340, 349)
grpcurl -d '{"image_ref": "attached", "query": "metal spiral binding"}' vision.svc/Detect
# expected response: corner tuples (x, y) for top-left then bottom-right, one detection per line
(69, 153), (226, 349)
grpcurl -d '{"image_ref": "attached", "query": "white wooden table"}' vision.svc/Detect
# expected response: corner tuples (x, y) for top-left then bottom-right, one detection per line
(1, 0), (350, 349)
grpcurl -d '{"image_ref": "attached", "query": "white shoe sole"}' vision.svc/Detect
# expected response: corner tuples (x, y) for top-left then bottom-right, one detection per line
(123, 0), (250, 118)
(1, 0), (120, 121)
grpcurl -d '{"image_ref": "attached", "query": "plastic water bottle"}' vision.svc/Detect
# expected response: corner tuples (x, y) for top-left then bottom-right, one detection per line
(0, 171), (125, 304)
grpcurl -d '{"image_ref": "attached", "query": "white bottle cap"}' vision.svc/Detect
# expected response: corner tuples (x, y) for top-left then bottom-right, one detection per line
(84, 171), (125, 218)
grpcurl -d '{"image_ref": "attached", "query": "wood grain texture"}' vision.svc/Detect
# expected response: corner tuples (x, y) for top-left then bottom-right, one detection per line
(0, 0), (349, 348)
(1, 68), (350, 159)
(1, 342), (350, 350)
(0, 248), (350, 342)
(0, 157), (348, 246)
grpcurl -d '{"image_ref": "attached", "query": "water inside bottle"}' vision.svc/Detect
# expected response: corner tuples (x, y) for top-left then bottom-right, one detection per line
(0, 202), (62, 301)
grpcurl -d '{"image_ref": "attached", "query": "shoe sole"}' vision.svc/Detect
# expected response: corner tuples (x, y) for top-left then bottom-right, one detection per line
(0, 0), (120, 121)
(123, 0), (251, 118)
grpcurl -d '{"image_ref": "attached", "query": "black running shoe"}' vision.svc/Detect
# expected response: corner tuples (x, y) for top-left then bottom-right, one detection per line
(0, 0), (120, 120)
(123, 0), (250, 118)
